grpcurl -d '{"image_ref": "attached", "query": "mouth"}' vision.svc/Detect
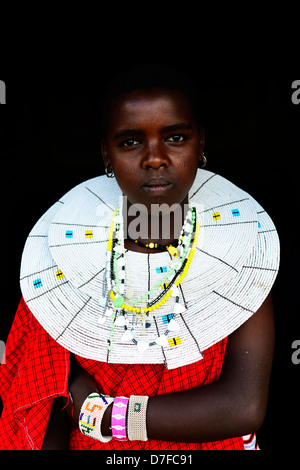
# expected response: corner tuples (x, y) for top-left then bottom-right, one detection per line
(142, 178), (173, 193)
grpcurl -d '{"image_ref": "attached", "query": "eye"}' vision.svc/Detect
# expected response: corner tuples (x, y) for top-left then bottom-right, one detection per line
(166, 134), (186, 143)
(120, 138), (140, 147)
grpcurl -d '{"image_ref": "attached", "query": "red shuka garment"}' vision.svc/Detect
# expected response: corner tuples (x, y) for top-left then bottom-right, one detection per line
(0, 298), (246, 450)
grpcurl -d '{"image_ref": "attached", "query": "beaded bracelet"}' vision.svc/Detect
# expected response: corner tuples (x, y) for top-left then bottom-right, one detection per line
(127, 395), (149, 442)
(79, 393), (114, 442)
(111, 396), (129, 441)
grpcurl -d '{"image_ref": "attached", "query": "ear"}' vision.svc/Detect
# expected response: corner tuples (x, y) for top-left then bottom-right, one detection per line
(198, 127), (205, 164)
(101, 139), (111, 168)
(199, 126), (205, 154)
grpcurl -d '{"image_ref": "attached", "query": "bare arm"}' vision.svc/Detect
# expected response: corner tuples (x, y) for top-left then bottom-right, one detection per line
(144, 293), (275, 442)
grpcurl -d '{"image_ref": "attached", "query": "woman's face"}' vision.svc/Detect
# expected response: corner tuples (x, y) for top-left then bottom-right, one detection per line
(102, 88), (204, 212)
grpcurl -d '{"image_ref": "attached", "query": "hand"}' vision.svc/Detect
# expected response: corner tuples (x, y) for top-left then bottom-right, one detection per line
(63, 357), (99, 423)
(63, 357), (113, 438)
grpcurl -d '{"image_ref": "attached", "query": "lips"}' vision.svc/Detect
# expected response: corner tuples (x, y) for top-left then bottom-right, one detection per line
(142, 178), (173, 193)
(145, 178), (171, 186)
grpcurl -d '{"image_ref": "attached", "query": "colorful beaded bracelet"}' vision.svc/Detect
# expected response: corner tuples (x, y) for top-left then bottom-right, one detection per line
(79, 393), (114, 443)
(111, 396), (129, 441)
(127, 395), (149, 442)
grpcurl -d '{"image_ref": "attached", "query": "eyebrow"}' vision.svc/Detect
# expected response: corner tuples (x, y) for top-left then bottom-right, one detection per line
(113, 128), (144, 141)
(113, 123), (193, 141)
(162, 123), (193, 133)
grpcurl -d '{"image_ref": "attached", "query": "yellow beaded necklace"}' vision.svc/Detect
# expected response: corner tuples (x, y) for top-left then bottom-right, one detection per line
(107, 210), (200, 315)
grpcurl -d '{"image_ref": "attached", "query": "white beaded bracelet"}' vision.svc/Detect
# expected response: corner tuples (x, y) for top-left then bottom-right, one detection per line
(79, 393), (114, 442)
(127, 395), (149, 441)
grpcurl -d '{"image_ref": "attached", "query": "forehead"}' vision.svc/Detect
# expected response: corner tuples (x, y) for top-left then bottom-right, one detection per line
(107, 88), (196, 132)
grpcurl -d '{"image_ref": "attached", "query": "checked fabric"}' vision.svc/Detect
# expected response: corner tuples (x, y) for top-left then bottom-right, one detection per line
(0, 298), (248, 450)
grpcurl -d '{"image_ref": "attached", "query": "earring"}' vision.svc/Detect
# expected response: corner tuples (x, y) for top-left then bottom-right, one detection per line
(105, 163), (115, 178)
(199, 152), (207, 168)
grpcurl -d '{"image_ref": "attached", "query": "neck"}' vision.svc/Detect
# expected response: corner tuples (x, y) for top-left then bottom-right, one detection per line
(123, 197), (189, 252)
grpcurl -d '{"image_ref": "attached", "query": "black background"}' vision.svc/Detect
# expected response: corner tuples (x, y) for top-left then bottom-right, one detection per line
(0, 57), (299, 452)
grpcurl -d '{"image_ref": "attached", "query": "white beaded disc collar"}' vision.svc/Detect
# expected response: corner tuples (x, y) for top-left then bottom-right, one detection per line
(20, 170), (280, 369)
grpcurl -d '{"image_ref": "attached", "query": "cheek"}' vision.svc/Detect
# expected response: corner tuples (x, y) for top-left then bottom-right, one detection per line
(114, 169), (137, 197)
(127, 165), (135, 174)
(177, 158), (198, 179)
(113, 164), (135, 183)
(114, 159), (136, 174)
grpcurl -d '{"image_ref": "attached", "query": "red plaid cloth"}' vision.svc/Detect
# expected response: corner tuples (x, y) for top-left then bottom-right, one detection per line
(0, 299), (244, 450)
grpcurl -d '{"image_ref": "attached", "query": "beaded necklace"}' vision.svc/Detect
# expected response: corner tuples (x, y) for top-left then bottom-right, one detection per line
(99, 203), (200, 352)
(126, 235), (179, 254)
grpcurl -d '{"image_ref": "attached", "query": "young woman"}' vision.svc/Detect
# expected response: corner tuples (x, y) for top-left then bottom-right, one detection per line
(0, 66), (280, 450)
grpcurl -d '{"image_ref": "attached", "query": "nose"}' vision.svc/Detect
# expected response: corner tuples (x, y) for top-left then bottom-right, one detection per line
(141, 142), (170, 170)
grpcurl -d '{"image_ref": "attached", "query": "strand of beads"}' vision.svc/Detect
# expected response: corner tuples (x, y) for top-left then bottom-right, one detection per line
(102, 205), (199, 352)
(107, 203), (127, 350)
(111, 205), (196, 314)
(122, 219), (201, 353)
